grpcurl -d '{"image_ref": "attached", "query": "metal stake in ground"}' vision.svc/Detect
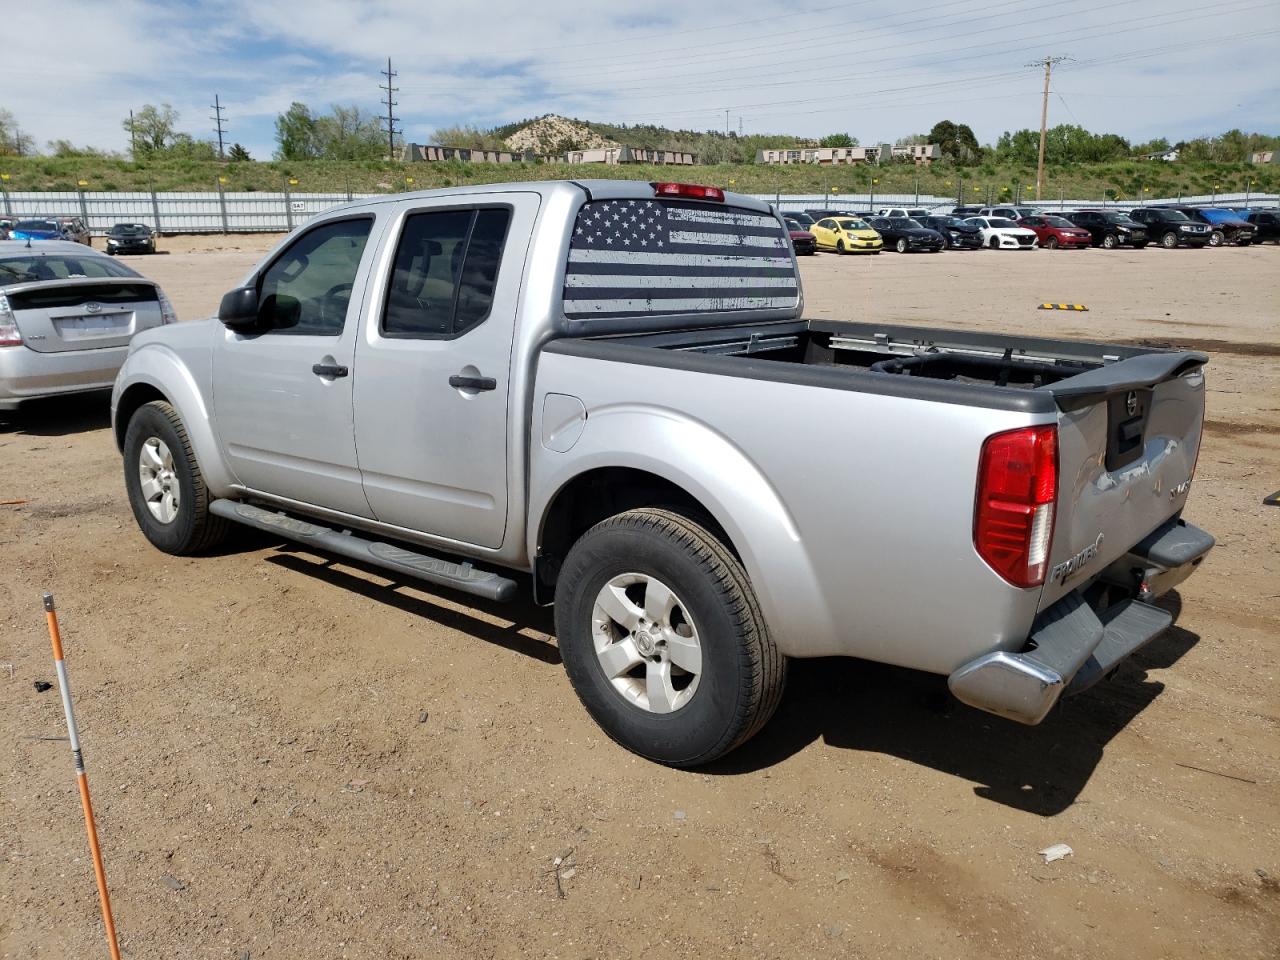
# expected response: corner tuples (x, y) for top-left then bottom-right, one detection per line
(43, 592), (122, 960)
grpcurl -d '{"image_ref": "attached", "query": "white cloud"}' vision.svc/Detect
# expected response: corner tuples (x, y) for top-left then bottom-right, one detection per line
(5, 0), (1277, 159)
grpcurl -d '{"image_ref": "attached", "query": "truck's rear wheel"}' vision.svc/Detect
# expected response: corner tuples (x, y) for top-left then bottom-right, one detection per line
(554, 508), (785, 767)
(123, 400), (230, 555)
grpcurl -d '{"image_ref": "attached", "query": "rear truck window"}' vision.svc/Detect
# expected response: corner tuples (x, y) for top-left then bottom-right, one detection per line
(562, 199), (798, 321)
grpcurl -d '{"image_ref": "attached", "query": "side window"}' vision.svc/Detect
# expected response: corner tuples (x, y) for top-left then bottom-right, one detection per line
(1024, 217), (1042, 226)
(258, 218), (373, 336)
(382, 207), (511, 338)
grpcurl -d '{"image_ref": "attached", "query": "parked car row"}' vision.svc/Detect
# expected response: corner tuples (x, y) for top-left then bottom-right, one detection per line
(780, 203), (1277, 254)
(0, 219), (158, 252)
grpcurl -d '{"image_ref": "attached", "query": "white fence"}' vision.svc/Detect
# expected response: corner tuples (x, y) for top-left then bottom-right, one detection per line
(1, 188), (1275, 236)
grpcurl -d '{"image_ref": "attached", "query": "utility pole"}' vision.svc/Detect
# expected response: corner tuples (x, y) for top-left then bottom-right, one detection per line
(725, 109), (730, 137)
(210, 95), (227, 159)
(128, 110), (137, 158)
(1027, 55), (1067, 201)
(380, 58), (401, 161)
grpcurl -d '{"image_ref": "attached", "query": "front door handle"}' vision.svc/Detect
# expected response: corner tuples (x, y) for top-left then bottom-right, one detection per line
(312, 362), (349, 378)
(448, 374), (497, 391)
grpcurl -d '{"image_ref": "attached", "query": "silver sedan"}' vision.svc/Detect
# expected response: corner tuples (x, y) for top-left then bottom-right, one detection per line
(0, 240), (177, 410)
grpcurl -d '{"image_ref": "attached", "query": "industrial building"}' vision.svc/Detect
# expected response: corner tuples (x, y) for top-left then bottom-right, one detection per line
(563, 146), (698, 165)
(756, 143), (941, 165)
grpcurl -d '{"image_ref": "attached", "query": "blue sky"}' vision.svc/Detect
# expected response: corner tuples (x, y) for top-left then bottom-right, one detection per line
(6, 0), (1278, 159)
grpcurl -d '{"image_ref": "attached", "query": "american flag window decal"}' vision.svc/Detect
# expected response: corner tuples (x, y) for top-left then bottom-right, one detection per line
(562, 199), (799, 320)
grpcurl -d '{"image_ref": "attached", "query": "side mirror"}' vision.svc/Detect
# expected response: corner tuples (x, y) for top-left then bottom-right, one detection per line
(218, 286), (261, 331)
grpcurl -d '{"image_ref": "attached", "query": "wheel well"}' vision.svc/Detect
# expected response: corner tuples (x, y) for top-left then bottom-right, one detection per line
(113, 383), (168, 451)
(536, 467), (738, 598)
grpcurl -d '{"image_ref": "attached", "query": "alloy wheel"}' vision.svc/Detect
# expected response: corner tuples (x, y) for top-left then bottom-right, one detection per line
(591, 573), (702, 714)
(138, 437), (180, 524)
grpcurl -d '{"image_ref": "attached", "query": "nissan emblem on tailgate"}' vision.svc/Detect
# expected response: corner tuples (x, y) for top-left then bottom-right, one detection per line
(85, 302), (102, 314)
(1125, 390), (1138, 416)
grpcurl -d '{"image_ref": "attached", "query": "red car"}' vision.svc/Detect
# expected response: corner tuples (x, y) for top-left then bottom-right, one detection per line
(1017, 214), (1092, 249)
(783, 217), (817, 255)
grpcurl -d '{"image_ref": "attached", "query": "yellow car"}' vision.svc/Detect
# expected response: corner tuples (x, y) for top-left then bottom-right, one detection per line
(810, 216), (883, 254)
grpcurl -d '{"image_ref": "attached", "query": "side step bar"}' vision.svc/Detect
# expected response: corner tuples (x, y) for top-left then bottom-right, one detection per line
(209, 500), (519, 603)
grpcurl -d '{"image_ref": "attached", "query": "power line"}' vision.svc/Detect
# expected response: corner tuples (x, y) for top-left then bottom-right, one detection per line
(379, 57), (401, 161)
(210, 94), (227, 160)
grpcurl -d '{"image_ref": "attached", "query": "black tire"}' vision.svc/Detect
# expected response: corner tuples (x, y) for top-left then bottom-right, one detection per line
(1101, 233), (1118, 249)
(988, 236), (1000, 249)
(123, 400), (230, 555)
(554, 508), (785, 767)
(1045, 236), (1059, 250)
(1161, 231), (1178, 249)
(1208, 230), (1224, 247)
(896, 237), (908, 253)
(836, 239), (846, 254)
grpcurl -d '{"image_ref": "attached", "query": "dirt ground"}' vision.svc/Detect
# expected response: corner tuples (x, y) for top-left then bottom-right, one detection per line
(1, 234), (1277, 959)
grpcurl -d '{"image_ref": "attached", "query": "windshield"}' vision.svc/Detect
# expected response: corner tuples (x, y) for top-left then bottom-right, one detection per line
(1043, 216), (1075, 228)
(836, 218), (870, 231)
(14, 220), (59, 232)
(0, 254), (140, 283)
(937, 216), (968, 227)
(1154, 210), (1190, 222)
(989, 218), (1019, 228)
(886, 218), (918, 229)
(111, 224), (149, 235)
(1102, 213), (1137, 224)
(1198, 209), (1241, 223)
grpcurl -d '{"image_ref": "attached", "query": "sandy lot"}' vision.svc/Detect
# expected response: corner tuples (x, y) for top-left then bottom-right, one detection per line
(2, 236), (1277, 959)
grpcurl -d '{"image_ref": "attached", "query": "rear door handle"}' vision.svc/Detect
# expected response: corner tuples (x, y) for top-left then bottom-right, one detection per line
(312, 362), (349, 378)
(449, 374), (497, 391)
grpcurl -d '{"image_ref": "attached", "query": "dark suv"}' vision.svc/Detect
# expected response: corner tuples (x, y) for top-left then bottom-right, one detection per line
(1062, 210), (1148, 249)
(917, 215), (983, 250)
(1127, 208), (1212, 249)
(1246, 209), (1280, 244)
(1151, 206), (1255, 246)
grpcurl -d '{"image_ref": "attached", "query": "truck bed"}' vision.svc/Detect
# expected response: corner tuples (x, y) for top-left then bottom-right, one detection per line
(537, 317), (1207, 676)
(546, 318), (1207, 414)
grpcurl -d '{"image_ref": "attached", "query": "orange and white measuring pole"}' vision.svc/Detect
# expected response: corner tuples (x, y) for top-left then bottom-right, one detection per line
(43, 592), (122, 960)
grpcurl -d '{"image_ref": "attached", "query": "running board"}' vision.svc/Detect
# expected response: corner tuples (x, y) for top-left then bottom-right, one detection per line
(209, 500), (519, 602)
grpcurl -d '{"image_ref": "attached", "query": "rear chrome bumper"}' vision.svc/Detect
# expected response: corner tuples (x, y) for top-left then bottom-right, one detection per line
(948, 518), (1213, 724)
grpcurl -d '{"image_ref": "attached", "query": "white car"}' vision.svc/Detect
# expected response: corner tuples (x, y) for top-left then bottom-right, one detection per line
(978, 206), (1042, 221)
(877, 207), (930, 219)
(965, 216), (1039, 250)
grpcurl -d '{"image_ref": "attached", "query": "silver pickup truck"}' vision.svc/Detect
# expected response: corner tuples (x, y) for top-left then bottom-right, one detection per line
(111, 180), (1214, 766)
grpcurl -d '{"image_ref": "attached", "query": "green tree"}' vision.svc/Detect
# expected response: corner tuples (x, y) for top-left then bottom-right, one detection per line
(126, 104), (180, 156)
(429, 125), (510, 151)
(1, 107), (36, 156)
(228, 143), (252, 162)
(929, 120), (980, 162)
(313, 105), (385, 160)
(274, 102), (320, 160)
(819, 133), (857, 147)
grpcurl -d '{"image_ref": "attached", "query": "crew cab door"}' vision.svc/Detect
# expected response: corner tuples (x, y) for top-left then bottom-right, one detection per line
(353, 192), (539, 549)
(212, 214), (381, 517)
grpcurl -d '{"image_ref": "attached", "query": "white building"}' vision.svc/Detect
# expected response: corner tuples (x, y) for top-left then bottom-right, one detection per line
(563, 146), (697, 165)
(756, 143), (940, 165)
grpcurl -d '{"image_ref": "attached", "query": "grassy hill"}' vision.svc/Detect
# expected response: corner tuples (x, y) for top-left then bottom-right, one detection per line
(1, 153), (1273, 203)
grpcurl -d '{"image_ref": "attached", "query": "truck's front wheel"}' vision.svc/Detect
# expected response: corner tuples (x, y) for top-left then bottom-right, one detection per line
(123, 400), (230, 555)
(555, 508), (785, 767)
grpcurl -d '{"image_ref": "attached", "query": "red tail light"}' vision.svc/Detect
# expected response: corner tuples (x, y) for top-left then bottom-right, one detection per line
(653, 182), (725, 202)
(974, 425), (1058, 588)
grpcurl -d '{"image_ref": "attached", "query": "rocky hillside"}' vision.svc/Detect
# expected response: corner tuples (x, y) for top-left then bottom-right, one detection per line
(501, 115), (618, 154)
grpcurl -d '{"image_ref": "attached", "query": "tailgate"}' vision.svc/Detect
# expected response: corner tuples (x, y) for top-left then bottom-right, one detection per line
(1039, 351), (1207, 609)
(5, 279), (162, 353)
